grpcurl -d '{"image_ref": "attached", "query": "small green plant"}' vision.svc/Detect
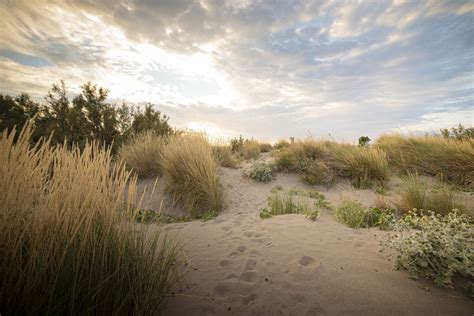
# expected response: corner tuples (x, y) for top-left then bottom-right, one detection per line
(248, 162), (276, 183)
(230, 135), (246, 153)
(335, 200), (394, 229)
(374, 186), (387, 195)
(382, 210), (473, 296)
(358, 136), (371, 147)
(134, 209), (192, 224)
(260, 192), (317, 219)
(271, 185), (283, 193)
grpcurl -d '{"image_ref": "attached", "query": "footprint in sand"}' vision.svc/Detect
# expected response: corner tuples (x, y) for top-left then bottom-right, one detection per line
(199, 307), (217, 316)
(213, 283), (230, 297)
(220, 259), (231, 267)
(241, 293), (257, 305)
(244, 231), (254, 237)
(236, 245), (246, 253)
(239, 271), (258, 283)
(245, 259), (257, 270)
(298, 256), (316, 266)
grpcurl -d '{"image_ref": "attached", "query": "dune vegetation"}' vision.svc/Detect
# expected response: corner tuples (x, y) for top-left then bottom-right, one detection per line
(0, 124), (179, 314)
(377, 134), (474, 189)
(161, 133), (224, 217)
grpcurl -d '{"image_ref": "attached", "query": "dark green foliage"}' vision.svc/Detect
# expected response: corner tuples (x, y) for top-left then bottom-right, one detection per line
(0, 81), (173, 152)
(358, 136), (371, 147)
(439, 124), (474, 141)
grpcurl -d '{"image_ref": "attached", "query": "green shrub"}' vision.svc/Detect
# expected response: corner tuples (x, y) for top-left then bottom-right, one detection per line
(118, 131), (165, 177)
(161, 134), (223, 216)
(212, 145), (239, 168)
(358, 136), (371, 147)
(383, 211), (473, 296)
(248, 162), (276, 183)
(334, 200), (394, 229)
(230, 135), (245, 153)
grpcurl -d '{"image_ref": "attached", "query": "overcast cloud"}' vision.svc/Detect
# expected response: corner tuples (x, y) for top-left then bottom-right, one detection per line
(0, 0), (473, 141)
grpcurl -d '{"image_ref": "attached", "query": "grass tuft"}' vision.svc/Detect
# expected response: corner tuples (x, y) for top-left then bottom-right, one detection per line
(118, 131), (165, 177)
(161, 134), (223, 217)
(0, 123), (179, 314)
(212, 145), (239, 168)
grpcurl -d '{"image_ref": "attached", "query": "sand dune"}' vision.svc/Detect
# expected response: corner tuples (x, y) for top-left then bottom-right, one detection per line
(139, 166), (473, 315)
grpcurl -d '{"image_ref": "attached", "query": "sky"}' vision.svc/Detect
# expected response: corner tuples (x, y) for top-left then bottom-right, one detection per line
(0, 0), (473, 141)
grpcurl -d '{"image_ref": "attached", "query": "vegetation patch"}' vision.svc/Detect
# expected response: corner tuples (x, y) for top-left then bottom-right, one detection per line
(334, 200), (395, 229)
(399, 173), (468, 215)
(212, 145), (239, 168)
(161, 134), (223, 217)
(377, 133), (474, 189)
(248, 162), (276, 183)
(382, 210), (473, 296)
(118, 131), (165, 177)
(0, 124), (179, 314)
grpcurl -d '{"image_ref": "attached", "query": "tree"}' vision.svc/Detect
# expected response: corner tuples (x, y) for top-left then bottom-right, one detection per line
(131, 104), (172, 136)
(358, 136), (371, 147)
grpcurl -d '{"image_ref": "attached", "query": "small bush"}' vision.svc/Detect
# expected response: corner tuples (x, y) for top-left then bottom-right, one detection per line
(161, 134), (223, 216)
(335, 200), (394, 229)
(248, 162), (276, 183)
(118, 131), (165, 177)
(358, 136), (371, 147)
(230, 135), (245, 153)
(383, 211), (473, 295)
(242, 140), (261, 160)
(212, 145), (239, 168)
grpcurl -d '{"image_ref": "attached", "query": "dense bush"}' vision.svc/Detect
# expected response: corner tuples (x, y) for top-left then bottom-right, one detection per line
(248, 162), (276, 183)
(118, 131), (165, 177)
(0, 81), (173, 152)
(377, 134), (474, 189)
(259, 142), (273, 152)
(0, 123), (179, 314)
(161, 134), (223, 217)
(383, 210), (473, 296)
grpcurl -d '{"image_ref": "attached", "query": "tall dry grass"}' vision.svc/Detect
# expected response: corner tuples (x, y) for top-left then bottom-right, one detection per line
(118, 131), (165, 177)
(212, 144), (239, 168)
(241, 140), (261, 160)
(275, 139), (389, 187)
(0, 124), (179, 314)
(399, 173), (468, 215)
(161, 134), (223, 216)
(377, 134), (474, 189)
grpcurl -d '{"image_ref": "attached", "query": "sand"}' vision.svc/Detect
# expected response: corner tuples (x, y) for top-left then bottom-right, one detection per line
(137, 163), (473, 315)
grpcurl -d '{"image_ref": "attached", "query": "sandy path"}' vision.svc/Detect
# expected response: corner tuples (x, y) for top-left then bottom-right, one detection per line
(142, 167), (473, 315)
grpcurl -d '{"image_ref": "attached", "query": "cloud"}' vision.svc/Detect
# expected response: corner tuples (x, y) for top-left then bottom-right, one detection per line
(0, 0), (473, 140)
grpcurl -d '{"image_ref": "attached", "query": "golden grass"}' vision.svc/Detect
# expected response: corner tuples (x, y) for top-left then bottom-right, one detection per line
(399, 173), (468, 215)
(118, 131), (165, 177)
(0, 124), (179, 314)
(275, 139), (389, 187)
(377, 134), (474, 189)
(161, 134), (223, 216)
(340, 146), (389, 188)
(241, 140), (261, 160)
(212, 144), (239, 168)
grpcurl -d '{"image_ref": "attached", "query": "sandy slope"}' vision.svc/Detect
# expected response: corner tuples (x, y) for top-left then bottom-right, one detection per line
(138, 166), (473, 315)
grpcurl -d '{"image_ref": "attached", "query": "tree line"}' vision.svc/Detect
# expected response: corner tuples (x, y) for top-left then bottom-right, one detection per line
(0, 81), (174, 152)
